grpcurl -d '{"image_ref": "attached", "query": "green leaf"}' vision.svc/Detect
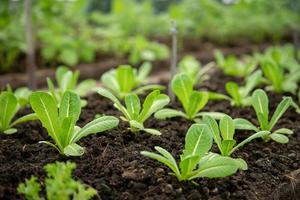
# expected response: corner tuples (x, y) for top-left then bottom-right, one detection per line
(273, 128), (293, 135)
(242, 70), (262, 97)
(207, 92), (229, 101)
(261, 60), (283, 92)
(75, 79), (96, 97)
(178, 55), (200, 84)
(17, 176), (42, 200)
(63, 143), (85, 156)
(270, 133), (289, 143)
(251, 89), (269, 130)
(154, 108), (187, 119)
(59, 91), (81, 122)
(141, 146), (180, 178)
(3, 128), (17, 134)
(97, 88), (130, 119)
(125, 94), (141, 120)
(138, 90), (170, 123)
(137, 62), (152, 82)
(203, 115), (222, 154)
(56, 66), (69, 87)
(179, 155), (201, 179)
(143, 128), (162, 136)
(47, 78), (59, 104)
(171, 73), (193, 111)
(181, 124), (212, 159)
(0, 92), (18, 131)
(191, 154), (243, 179)
(10, 113), (38, 128)
(116, 65), (136, 93)
(186, 91), (208, 119)
(196, 112), (226, 120)
(233, 118), (259, 131)
(101, 70), (120, 94)
(226, 82), (242, 105)
(268, 97), (291, 131)
(71, 116), (119, 143)
(219, 115), (234, 140)
(30, 92), (62, 149)
(221, 140), (236, 156)
(133, 84), (165, 95)
(14, 87), (32, 107)
(234, 158), (248, 170)
(129, 120), (144, 130)
(60, 71), (73, 93)
(229, 131), (269, 155)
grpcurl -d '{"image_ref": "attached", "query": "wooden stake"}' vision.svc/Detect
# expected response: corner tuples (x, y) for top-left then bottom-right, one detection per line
(24, 0), (37, 90)
(169, 21), (177, 102)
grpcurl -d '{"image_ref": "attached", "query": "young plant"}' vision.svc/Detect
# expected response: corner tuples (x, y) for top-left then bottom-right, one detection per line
(6, 84), (32, 107)
(18, 162), (97, 200)
(203, 115), (269, 156)
(178, 55), (213, 85)
(0, 91), (37, 134)
(141, 124), (247, 181)
(29, 91), (119, 156)
(155, 73), (222, 121)
(101, 63), (164, 99)
(214, 50), (257, 77)
(235, 89), (293, 143)
(260, 58), (300, 93)
(225, 70), (262, 107)
(98, 88), (169, 135)
(47, 66), (97, 107)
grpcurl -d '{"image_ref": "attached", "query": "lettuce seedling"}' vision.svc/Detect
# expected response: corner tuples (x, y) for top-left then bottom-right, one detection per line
(260, 58), (300, 93)
(234, 89), (293, 143)
(141, 124), (246, 181)
(178, 55), (213, 85)
(101, 63), (164, 99)
(203, 115), (269, 156)
(47, 66), (97, 107)
(0, 92), (37, 134)
(30, 91), (119, 156)
(155, 73), (222, 121)
(214, 50), (257, 77)
(6, 84), (32, 107)
(18, 162), (97, 200)
(225, 70), (262, 107)
(98, 88), (169, 135)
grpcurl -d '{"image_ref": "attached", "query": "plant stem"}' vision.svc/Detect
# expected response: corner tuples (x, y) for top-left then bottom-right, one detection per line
(169, 21), (177, 102)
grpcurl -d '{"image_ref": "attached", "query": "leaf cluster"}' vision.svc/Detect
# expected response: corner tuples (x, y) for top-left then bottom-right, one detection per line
(203, 115), (269, 156)
(30, 91), (119, 156)
(18, 162), (97, 200)
(101, 63), (164, 99)
(214, 50), (257, 77)
(235, 89), (293, 143)
(98, 88), (169, 135)
(47, 66), (96, 107)
(155, 73), (222, 120)
(225, 70), (262, 107)
(141, 124), (246, 181)
(0, 91), (37, 134)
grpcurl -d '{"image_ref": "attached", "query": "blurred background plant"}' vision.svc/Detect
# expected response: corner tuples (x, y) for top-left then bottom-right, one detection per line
(0, 0), (299, 72)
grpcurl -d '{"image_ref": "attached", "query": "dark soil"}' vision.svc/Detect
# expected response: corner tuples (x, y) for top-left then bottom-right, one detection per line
(0, 69), (300, 200)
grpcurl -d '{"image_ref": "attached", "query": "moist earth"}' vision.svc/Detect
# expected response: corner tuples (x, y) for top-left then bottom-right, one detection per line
(0, 69), (299, 200)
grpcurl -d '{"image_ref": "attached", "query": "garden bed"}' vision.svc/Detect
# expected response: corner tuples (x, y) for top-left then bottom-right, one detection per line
(0, 41), (270, 89)
(0, 69), (299, 200)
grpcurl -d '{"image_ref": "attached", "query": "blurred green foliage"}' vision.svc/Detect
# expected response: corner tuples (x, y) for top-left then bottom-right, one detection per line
(0, 0), (299, 71)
